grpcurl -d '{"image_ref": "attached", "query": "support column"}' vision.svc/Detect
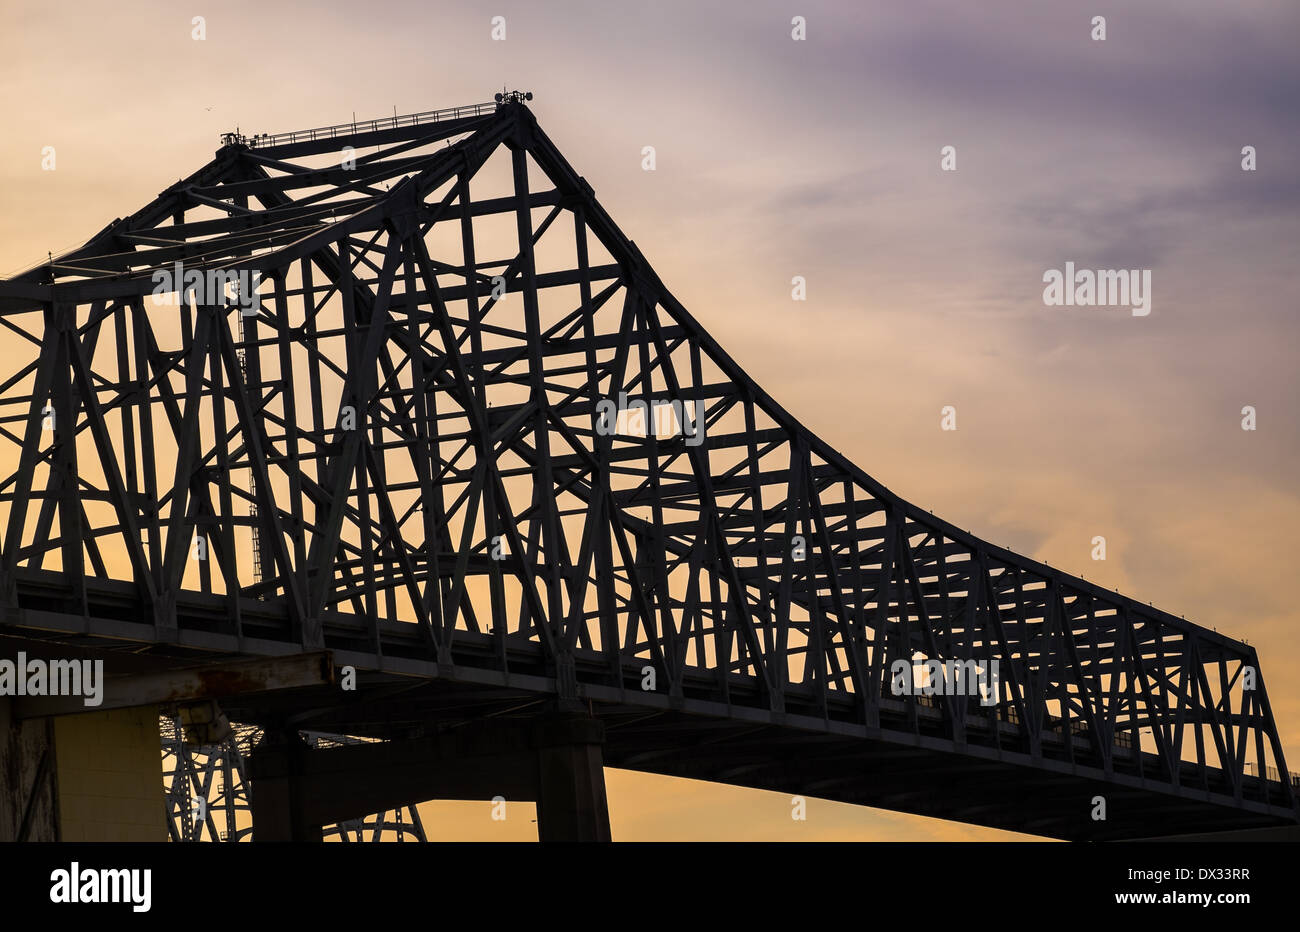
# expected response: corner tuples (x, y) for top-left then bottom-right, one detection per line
(241, 713), (612, 842)
(533, 716), (611, 842)
(1, 699), (164, 841)
(0, 698), (57, 841)
(247, 731), (321, 841)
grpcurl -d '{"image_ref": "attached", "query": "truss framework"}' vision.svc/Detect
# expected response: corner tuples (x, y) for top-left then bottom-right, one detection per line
(0, 97), (1293, 834)
(161, 717), (425, 841)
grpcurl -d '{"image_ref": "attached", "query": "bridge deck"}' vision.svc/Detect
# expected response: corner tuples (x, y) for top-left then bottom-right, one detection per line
(0, 98), (1294, 839)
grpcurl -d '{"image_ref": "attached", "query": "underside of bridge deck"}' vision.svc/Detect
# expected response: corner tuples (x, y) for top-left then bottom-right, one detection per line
(2, 615), (1297, 840)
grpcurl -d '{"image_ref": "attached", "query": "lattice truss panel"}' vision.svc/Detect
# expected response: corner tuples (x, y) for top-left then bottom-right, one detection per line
(0, 99), (1291, 810)
(161, 717), (424, 842)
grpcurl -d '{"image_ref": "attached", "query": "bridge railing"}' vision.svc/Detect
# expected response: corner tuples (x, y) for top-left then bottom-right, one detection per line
(1245, 762), (1300, 789)
(918, 695), (1300, 795)
(220, 102), (498, 149)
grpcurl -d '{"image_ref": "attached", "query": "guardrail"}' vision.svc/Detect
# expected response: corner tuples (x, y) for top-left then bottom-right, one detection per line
(1244, 762), (1300, 788)
(221, 102), (498, 149)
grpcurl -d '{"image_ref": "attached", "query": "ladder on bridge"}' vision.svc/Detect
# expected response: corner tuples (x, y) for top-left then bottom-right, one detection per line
(236, 311), (265, 597)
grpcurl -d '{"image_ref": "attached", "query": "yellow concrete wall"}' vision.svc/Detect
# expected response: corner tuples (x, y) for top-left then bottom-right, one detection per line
(53, 706), (164, 841)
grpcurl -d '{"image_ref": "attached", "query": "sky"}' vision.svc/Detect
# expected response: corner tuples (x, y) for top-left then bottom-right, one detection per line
(2, 0), (1297, 840)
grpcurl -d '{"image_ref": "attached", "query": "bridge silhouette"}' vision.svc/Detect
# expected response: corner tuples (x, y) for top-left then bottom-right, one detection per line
(0, 94), (1295, 841)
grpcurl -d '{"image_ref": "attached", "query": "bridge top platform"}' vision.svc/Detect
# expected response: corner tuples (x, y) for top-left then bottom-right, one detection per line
(219, 101), (501, 150)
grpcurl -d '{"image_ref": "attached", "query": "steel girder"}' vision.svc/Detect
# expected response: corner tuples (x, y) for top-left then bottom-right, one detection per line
(161, 717), (425, 841)
(0, 98), (1294, 838)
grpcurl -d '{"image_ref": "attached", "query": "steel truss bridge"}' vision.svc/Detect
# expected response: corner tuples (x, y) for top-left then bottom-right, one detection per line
(0, 94), (1295, 841)
(161, 716), (425, 842)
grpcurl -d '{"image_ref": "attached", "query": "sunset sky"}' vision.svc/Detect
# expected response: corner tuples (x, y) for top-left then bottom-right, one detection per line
(2, 0), (1297, 840)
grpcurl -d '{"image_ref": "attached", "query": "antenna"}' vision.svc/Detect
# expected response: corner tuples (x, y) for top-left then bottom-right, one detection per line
(493, 89), (534, 105)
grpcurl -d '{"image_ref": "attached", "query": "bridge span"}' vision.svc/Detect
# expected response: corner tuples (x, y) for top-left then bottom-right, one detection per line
(0, 96), (1294, 841)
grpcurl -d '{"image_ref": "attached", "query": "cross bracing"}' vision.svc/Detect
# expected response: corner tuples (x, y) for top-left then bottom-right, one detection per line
(0, 95), (1294, 839)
